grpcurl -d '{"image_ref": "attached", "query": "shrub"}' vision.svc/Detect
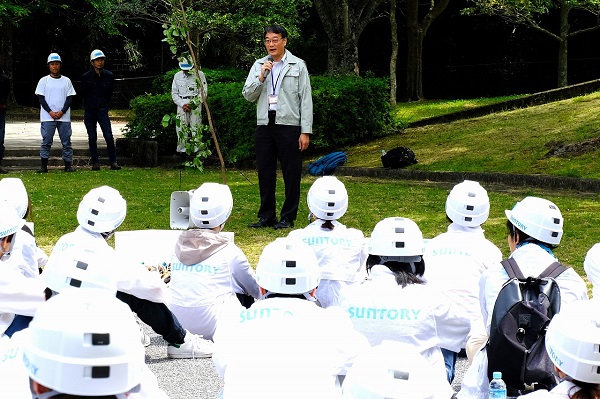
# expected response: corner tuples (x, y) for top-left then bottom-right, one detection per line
(311, 75), (391, 150)
(208, 82), (256, 162)
(151, 68), (247, 94)
(126, 71), (392, 161)
(123, 93), (178, 155)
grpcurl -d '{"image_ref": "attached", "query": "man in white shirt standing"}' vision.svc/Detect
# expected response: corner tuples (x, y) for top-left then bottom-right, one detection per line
(35, 53), (77, 173)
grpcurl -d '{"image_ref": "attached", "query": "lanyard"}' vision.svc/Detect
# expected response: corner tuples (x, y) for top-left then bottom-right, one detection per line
(270, 62), (282, 95)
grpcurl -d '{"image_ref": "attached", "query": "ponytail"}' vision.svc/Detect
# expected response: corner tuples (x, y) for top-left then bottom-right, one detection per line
(569, 381), (600, 399)
(321, 220), (335, 230)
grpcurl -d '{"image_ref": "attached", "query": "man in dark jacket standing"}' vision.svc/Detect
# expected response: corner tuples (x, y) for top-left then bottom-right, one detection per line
(0, 66), (10, 173)
(80, 49), (121, 170)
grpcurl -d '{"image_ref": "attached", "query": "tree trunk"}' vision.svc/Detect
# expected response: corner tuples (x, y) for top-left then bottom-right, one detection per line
(0, 22), (16, 105)
(314, 0), (386, 75)
(557, 3), (571, 87)
(326, 37), (360, 75)
(406, 0), (424, 101)
(404, 0), (451, 101)
(390, 0), (398, 106)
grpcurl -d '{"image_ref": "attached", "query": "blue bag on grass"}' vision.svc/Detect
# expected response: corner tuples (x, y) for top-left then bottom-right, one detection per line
(307, 151), (347, 176)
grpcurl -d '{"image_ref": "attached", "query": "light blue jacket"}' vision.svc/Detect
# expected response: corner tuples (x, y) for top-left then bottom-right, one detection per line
(242, 50), (313, 134)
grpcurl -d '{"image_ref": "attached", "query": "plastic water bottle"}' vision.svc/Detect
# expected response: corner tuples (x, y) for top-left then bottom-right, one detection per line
(489, 371), (507, 399)
(381, 149), (387, 156)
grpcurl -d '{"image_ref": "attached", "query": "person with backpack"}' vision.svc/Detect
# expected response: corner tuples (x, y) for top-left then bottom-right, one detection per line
(423, 180), (502, 383)
(457, 196), (588, 399)
(287, 176), (367, 308)
(520, 299), (600, 399)
(335, 217), (470, 386)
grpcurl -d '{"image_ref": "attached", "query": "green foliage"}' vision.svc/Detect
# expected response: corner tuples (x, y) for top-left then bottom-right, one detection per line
(152, 68), (247, 94)
(161, 0), (312, 67)
(127, 71), (393, 161)
(310, 75), (391, 150)
(123, 93), (177, 154)
(207, 82), (256, 162)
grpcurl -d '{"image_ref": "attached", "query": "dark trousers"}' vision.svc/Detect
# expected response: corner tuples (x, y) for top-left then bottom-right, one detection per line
(116, 291), (186, 345)
(84, 107), (117, 164)
(254, 119), (302, 222)
(4, 314), (33, 337)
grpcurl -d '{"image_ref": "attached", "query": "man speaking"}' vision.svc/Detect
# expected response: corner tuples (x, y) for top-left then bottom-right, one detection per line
(243, 25), (313, 230)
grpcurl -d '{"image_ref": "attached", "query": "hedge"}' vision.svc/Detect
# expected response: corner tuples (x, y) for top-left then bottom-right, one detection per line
(125, 70), (391, 161)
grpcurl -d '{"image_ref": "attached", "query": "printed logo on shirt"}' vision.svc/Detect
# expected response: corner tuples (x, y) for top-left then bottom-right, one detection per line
(346, 307), (422, 321)
(428, 247), (473, 257)
(239, 307), (295, 323)
(171, 262), (219, 274)
(301, 236), (354, 248)
(0, 346), (19, 363)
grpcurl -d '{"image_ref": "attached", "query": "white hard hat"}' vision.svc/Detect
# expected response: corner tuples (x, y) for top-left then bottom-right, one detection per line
(342, 341), (436, 399)
(256, 237), (320, 295)
(0, 206), (25, 239)
(307, 176), (348, 220)
(47, 53), (61, 63)
(545, 300), (600, 383)
(90, 49), (106, 61)
(179, 57), (193, 70)
(505, 196), (563, 245)
(189, 182), (233, 228)
(368, 217), (425, 259)
(22, 289), (145, 396)
(44, 244), (118, 295)
(446, 180), (489, 227)
(0, 177), (28, 219)
(77, 186), (126, 233)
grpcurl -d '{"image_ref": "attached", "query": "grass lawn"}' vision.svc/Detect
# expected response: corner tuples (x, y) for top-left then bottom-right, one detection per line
(347, 92), (600, 179)
(392, 95), (526, 125)
(17, 168), (600, 287)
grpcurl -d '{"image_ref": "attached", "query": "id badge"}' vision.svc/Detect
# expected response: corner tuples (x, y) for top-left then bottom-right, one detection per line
(268, 94), (278, 105)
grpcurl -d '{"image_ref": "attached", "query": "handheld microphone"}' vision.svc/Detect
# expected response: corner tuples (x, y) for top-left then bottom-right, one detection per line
(264, 56), (274, 78)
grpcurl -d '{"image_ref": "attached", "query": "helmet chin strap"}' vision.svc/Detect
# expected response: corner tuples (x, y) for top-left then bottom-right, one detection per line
(379, 255), (422, 274)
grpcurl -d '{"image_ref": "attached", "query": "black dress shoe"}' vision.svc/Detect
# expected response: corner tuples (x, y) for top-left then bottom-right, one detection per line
(248, 218), (277, 228)
(273, 219), (294, 230)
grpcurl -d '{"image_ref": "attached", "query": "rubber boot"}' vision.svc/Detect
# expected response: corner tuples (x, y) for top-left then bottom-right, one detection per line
(37, 158), (48, 173)
(64, 161), (76, 172)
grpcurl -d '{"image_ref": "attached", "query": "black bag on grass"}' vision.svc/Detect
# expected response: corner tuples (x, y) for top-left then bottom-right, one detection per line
(381, 147), (417, 168)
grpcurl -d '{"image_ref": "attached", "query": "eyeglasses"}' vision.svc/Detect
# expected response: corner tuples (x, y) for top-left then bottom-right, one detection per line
(264, 38), (282, 45)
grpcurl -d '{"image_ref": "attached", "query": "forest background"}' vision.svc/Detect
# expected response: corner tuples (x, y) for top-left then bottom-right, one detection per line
(2, 0), (600, 110)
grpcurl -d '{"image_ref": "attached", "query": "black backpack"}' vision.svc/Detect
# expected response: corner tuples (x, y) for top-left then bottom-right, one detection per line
(487, 258), (566, 396)
(307, 151), (347, 176)
(381, 147), (418, 168)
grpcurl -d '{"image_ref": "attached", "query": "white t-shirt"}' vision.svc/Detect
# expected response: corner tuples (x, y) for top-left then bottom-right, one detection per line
(336, 265), (471, 383)
(213, 297), (370, 398)
(35, 75), (76, 122)
(288, 220), (367, 308)
(423, 223), (502, 334)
